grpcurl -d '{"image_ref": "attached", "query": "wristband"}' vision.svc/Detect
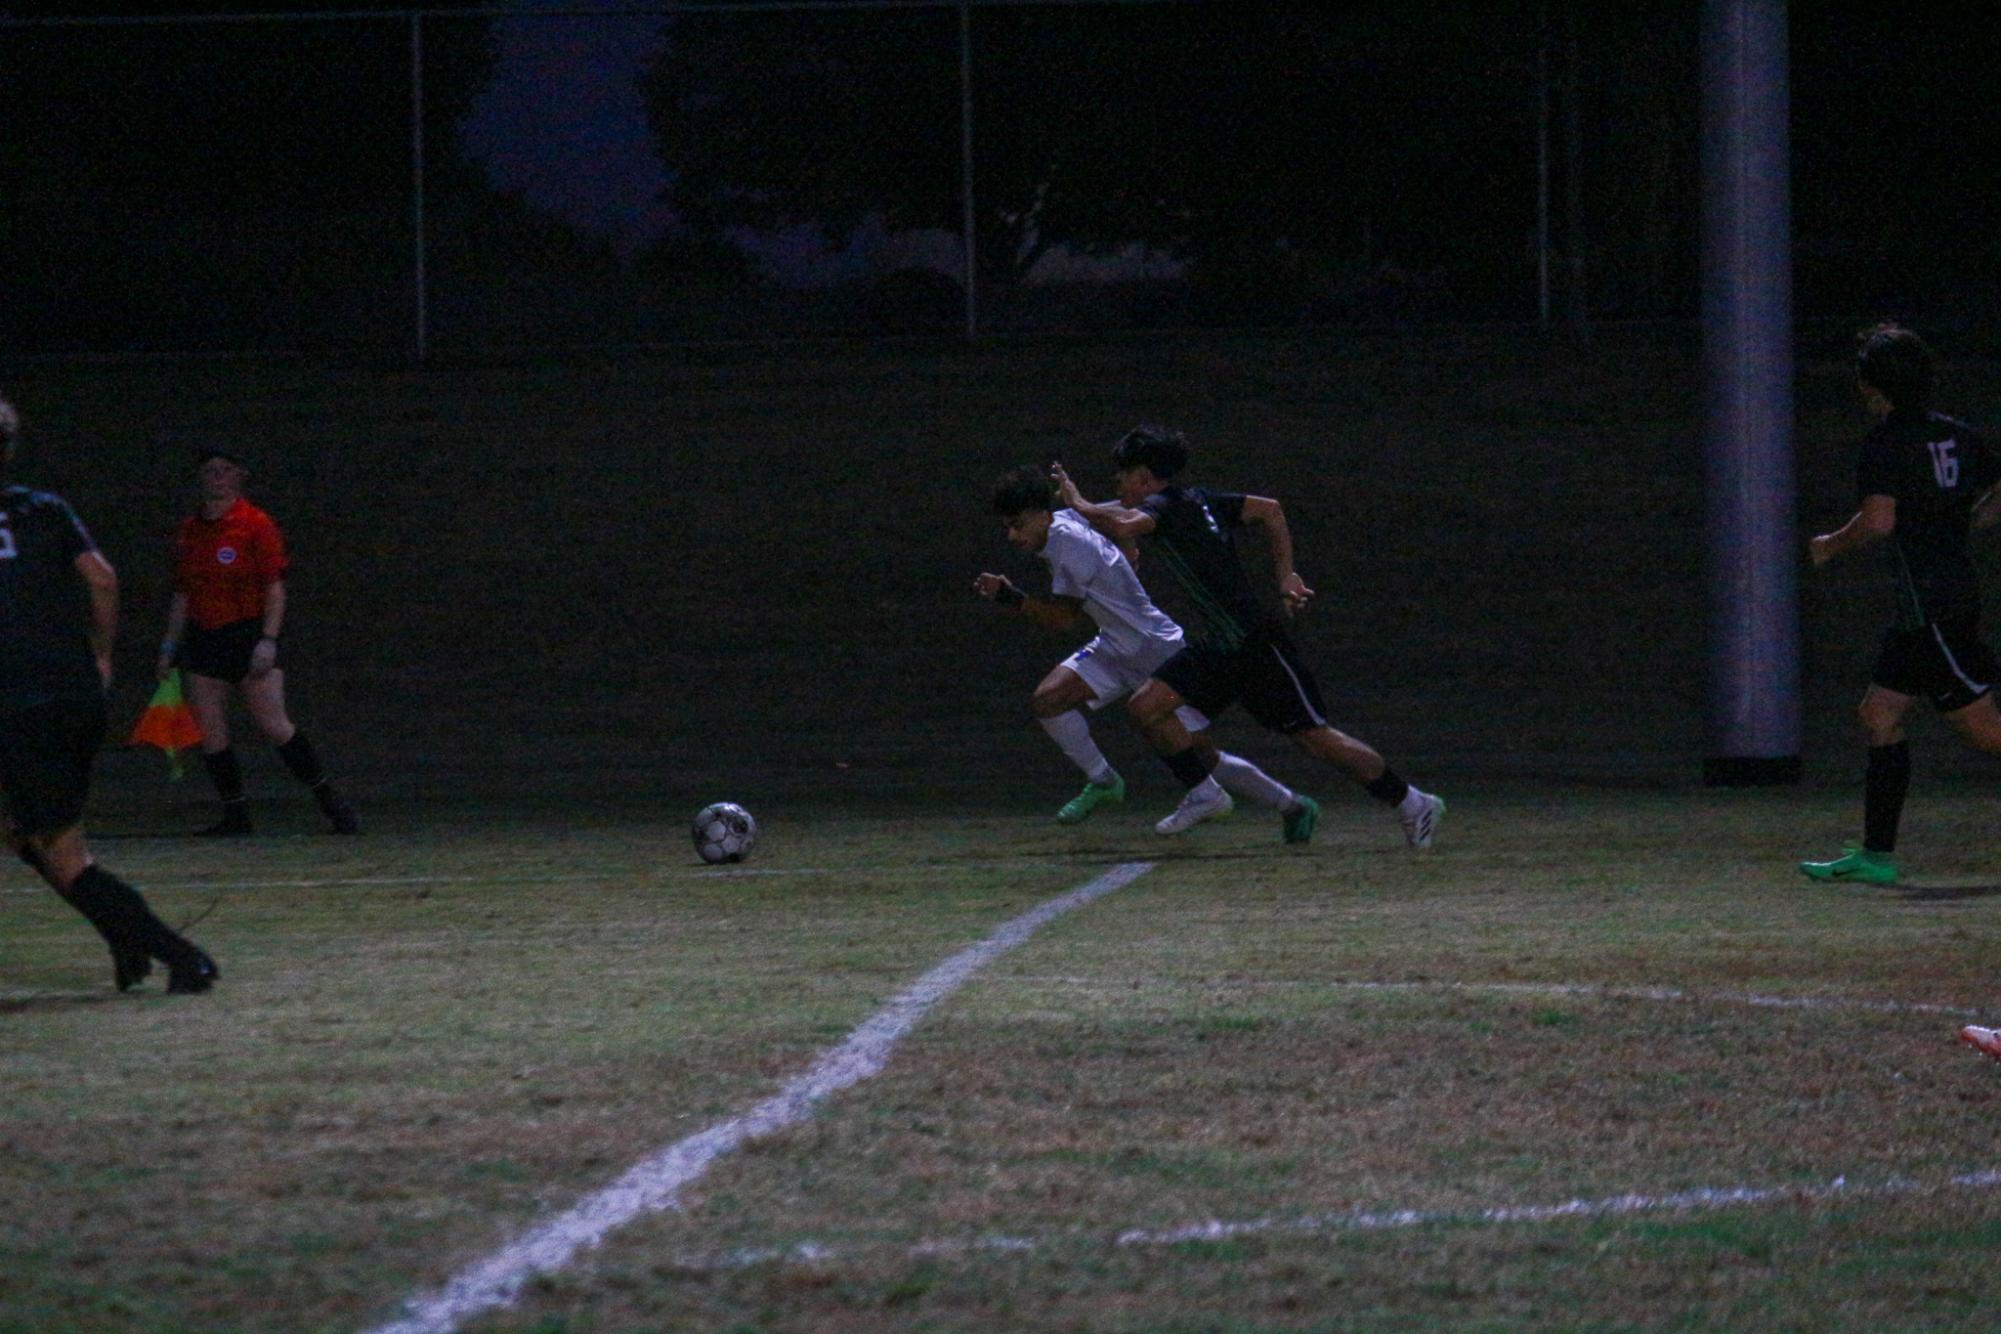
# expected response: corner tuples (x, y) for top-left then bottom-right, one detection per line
(259, 634), (279, 644)
(994, 583), (1025, 608)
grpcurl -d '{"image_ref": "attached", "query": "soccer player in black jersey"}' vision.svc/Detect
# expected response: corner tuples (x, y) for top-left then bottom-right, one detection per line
(1053, 426), (1445, 848)
(1803, 325), (2001, 889)
(0, 395), (218, 993)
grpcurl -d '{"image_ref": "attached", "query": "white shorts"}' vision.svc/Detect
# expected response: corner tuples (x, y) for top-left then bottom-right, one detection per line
(1059, 636), (1211, 732)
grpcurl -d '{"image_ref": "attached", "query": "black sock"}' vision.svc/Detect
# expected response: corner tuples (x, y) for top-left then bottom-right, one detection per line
(203, 747), (246, 804)
(276, 730), (326, 788)
(1163, 747), (1216, 789)
(1863, 741), (1910, 854)
(65, 865), (195, 965)
(1364, 766), (1410, 805)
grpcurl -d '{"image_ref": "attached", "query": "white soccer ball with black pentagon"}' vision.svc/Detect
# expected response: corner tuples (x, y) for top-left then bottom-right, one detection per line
(692, 801), (758, 864)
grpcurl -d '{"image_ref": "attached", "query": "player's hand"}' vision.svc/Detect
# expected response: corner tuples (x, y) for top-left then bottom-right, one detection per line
(1049, 461), (1083, 509)
(1279, 572), (1315, 615)
(1808, 534), (1835, 567)
(974, 572), (1012, 601)
(96, 653), (114, 690)
(248, 636), (278, 677)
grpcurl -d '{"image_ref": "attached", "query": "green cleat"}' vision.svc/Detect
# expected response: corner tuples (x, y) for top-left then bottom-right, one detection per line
(1057, 775), (1125, 824)
(1799, 845), (1898, 885)
(1282, 794), (1321, 844)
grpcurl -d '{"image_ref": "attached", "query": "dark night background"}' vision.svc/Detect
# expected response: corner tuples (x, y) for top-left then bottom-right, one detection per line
(3, 1), (2000, 354)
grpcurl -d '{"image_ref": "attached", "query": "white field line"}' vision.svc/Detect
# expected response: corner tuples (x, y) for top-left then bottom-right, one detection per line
(0, 859), (1093, 896)
(1002, 974), (1993, 1020)
(361, 860), (1154, 1334)
(700, 1169), (2001, 1272)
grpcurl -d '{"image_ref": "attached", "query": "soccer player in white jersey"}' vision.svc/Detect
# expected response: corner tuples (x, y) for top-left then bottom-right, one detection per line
(976, 466), (1319, 836)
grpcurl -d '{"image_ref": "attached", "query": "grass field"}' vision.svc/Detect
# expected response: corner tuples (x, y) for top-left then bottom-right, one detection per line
(8, 327), (2001, 1328)
(6, 785), (2001, 1332)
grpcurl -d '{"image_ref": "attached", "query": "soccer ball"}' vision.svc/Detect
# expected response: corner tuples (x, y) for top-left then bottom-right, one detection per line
(692, 802), (758, 864)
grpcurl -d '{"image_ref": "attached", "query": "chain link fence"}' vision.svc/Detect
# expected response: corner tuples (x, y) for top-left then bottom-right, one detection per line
(3, 3), (1677, 359)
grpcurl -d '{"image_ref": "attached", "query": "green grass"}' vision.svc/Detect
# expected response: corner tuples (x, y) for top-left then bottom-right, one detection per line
(5, 787), (2001, 1331)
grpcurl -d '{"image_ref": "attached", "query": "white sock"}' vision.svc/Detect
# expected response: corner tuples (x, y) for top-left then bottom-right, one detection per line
(1039, 711), (1116, 785)
(1397, 785), (1433, 817)
(1211, 753), (1296, 812)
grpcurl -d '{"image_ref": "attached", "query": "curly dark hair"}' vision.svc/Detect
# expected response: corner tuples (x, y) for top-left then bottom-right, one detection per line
(990, 464), (1055, 517)
(1110, 425), (1189, 479)
(1856, 322), (1935, 409)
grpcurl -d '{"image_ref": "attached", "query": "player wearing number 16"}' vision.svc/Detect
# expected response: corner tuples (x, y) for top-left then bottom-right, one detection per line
(1802, 324), (2001, 885)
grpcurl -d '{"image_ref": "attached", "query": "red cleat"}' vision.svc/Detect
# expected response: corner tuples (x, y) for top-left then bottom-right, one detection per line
(1959, 1025), (2001, 1061)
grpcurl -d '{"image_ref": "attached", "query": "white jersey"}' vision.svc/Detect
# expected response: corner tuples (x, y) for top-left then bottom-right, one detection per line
(1039, 509), (1184, 662)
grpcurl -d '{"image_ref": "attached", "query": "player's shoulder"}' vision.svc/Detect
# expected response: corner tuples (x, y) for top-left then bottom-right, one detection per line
(1048, 508), (1110, 553)
(3, 483), (75, 516)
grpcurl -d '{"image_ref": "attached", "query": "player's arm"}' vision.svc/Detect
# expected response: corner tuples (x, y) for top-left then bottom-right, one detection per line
(1809, 494), (1895, 567)
(1050, 462), (1155, 543)
(158, 591), (188, 679)
(74, 550), (117, 688)
(1239, 495), (1314, 614)
(973, 573), (1087, 632)
(248, 578), (285, 677)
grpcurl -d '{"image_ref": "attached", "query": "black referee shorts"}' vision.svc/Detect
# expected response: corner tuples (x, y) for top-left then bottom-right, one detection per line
(177, 618), (263, 684)
(1872, 616), (1999, 713)
(1152, 624), (1331, 735)
(0, 695), (107, 837)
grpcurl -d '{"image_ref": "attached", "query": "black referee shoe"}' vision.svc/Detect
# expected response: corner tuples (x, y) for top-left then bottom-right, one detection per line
(112, 942), (153, 993)
(165, 946), (219, 995)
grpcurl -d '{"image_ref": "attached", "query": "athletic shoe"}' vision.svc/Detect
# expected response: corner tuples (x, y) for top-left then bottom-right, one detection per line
(112, 943), (152, 994)
(1400, 791), (1445, 849)
(165, 945), (219, 996)
(1155, 782), (1232, 835)
(1798, 846), (1898, 885)
(1281, 794), (1321, 844)
(1960, 1025), (2001, 1061)
(1056, 775), (1125, 825)
(320, 791), (361, 836)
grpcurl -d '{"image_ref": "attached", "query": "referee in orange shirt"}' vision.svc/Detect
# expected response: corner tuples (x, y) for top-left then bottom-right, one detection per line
(157, 450), (358, 836)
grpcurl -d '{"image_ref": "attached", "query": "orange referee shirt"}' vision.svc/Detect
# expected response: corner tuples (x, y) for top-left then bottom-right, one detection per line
(171, 498), (289, 631)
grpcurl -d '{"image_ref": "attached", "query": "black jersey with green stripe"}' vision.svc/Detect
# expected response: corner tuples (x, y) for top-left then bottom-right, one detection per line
(1135, 485), (1267, 649)
(0, 485), (101, 711)
(1855, 409), (2000, 629)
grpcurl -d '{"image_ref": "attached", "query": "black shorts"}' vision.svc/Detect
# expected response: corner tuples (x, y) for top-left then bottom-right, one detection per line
(0, 695), (106, 837)
(1872, 617), (1999, 713)
(178, 618), (263, 684)
(1153, 625), (1331, 735)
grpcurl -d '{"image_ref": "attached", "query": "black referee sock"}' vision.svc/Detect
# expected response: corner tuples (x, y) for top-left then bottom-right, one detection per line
(276, 730), (326, 789)
(1163, 747), (1217, 789)
(203, 747), (246, 804)
(1364, 766), (1411, 806)
(1863, 740), (1910, 854)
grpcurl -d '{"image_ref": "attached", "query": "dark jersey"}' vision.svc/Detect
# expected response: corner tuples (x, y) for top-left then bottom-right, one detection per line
(1855, 409), (2001, 629)
(1135, 485), (1268, 650)
(0, 485), (102, 712)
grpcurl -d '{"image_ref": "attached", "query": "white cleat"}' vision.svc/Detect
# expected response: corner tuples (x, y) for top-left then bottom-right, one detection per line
(1399, 790), (1445, 849)
(1960, 1025), (2001, 1061)
(1155, 782), (1233, 835)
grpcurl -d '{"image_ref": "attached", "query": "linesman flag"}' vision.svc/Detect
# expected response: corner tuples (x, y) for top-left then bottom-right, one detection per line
(128, 669), (203, 779)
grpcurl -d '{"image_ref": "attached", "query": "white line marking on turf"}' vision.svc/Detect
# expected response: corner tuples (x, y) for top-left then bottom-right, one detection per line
(696, 1168), (2001, 1272)
(1003, 974), (1992, 1019)
(361, 859), (1154, 1334)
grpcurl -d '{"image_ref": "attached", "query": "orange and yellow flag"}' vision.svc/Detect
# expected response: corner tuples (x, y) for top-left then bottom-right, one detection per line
(128, 669), (204, 779)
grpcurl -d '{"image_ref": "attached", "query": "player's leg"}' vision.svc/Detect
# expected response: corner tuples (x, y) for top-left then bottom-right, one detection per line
(1802, 684), (1914, 884)
(185, 669), (252, 835)
(242, 668), (359, 834)
(3, 700), (214, 992)
(1240, 633), (1442, 848)
(1155, 709), (1239, 834)
(1943, 692), (2001, 755)
(1128, 675), (1236, 831)
(1031, 658), (1124, 823)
